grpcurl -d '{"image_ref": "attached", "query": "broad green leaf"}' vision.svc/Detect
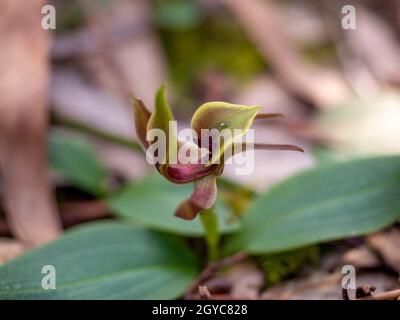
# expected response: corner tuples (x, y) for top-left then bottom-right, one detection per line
(107, 174), (240, 236)
(0, 222), (199, 299)
(49, 133), (107, 196)
(224, 156), (400, 254)
(190, 102), (260, 165)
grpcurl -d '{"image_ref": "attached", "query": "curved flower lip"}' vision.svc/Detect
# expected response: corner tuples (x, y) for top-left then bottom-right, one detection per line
(175, 173), (217, 220)
(163, 163), (218, 184)
(130, 85), (304, 220)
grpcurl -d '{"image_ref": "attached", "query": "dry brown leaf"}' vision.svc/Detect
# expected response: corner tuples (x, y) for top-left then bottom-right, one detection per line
(344, 5), (400, 86)
(0, 0), (61, 246)
(94, 141), (150, 180)
(0, 238), (26, 264)
(218, 0), (351, 109)
(261, 272), (341, 300)
(51, 70), (149, 179)
(341, 245), (381, 269)
(224, 261), (264, 299)
(78, 0), (166, 107)
(261, 270), (398, 300)
(51, 69), (134, 137)
(281, 1), (328, 46)
(384, 0), (400, 30)
(367, 228), (400, 275)
(234, 76), (308, 118)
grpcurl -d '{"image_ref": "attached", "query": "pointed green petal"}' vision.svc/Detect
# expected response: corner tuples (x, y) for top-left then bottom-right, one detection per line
(175, 174), (217, 220)
(146, 85), (178, 163)
(130, 95), (151, 149)
(191, 102), (261, 165)
(191, 102), (260, 134)
(146, 85), (174, 132)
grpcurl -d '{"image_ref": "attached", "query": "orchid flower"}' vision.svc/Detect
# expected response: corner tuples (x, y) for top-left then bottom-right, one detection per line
(131, 86), (303, 221)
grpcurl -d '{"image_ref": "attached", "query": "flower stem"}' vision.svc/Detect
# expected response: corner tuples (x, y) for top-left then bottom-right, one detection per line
(200, 207), (220, 262)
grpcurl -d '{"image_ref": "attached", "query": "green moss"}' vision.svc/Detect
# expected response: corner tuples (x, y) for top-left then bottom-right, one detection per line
(55, 1), (86, 33)
(259, 246), (319, 287)
(156, 8), (266, 109)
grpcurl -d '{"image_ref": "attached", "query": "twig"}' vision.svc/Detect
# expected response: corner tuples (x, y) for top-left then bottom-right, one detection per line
(357, 289), (400, 300)
(342, 288), (350, 300)
(198, 286), (212, 300)
(356, 285), (376, 299)
(185, 252), (248, 299)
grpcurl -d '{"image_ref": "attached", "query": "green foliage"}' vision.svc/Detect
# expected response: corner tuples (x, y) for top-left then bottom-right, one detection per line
(0, 222), (199, 299)
(224, 156), (400, 254)
(218, 178), (256, 220)
(48, 133), (108, 197)
(259, 246), (318, 287)
(55, 0), (86, 33)
(159, 12), (266, 106)
(153, 0), (203, 31)
(107, 174), (240, 236)
(45, 130), (400, 297)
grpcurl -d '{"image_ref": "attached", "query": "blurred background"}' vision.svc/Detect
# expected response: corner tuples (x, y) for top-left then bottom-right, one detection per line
(0, 0), (400, 298)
